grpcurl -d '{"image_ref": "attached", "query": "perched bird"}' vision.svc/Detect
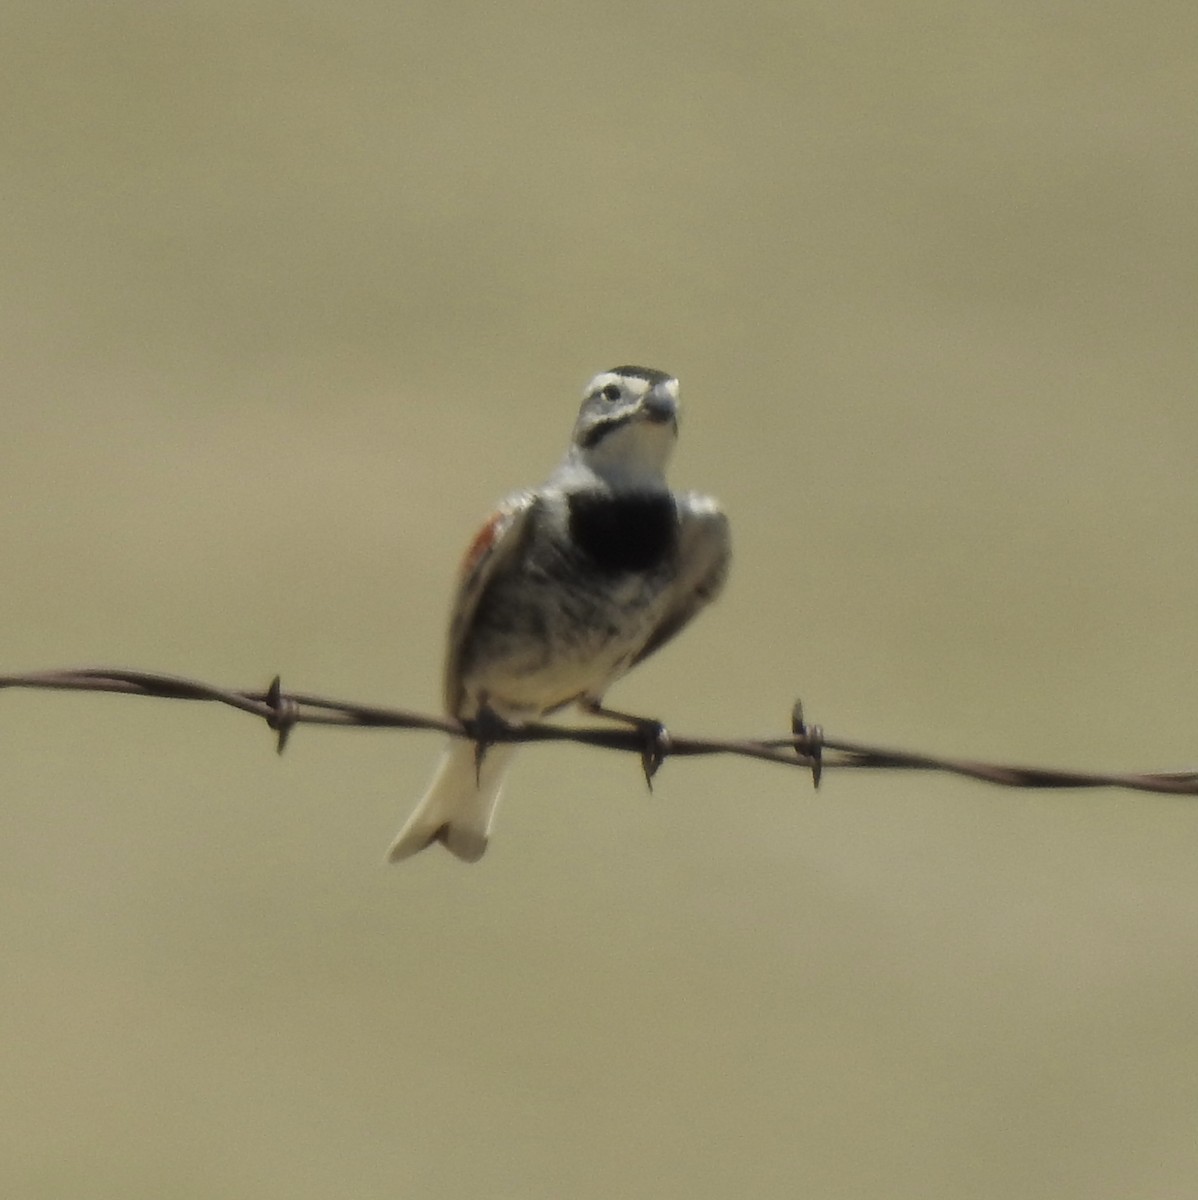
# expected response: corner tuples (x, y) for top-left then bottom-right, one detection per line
(387, 366), (731, 863)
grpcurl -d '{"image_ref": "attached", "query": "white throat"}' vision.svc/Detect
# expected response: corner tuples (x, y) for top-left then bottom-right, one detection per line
(568, 420), (675, 492)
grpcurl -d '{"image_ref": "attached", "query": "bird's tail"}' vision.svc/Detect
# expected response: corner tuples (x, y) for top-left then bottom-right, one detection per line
(386, 739), (516, 864)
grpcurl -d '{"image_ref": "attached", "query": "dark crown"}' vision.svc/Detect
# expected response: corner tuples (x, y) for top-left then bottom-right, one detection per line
(606, 365), (674, 386)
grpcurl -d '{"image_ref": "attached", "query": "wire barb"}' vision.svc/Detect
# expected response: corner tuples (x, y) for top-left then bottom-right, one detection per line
(791, 700), (824, 789)
(264, 675), (299, 754)
(2, 667), (1198, 799)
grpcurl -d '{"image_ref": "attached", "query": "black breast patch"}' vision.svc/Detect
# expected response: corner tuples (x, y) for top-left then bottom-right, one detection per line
(567, 491), (679, 574)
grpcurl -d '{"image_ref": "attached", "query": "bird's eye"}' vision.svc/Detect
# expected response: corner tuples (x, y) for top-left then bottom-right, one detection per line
(601, 383), (621, 401)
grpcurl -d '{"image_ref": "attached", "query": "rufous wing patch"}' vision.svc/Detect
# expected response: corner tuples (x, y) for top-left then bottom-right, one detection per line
(459, 508), (509, 580)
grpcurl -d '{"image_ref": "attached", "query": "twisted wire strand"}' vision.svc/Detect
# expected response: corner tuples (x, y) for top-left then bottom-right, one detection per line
(3, 667), (1195, 797)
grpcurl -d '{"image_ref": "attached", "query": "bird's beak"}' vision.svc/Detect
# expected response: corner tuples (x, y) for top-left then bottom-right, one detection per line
(641, 377), (680, 427)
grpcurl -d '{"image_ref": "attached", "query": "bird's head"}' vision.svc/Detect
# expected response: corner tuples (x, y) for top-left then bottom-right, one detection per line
(569, 366), (680, 488)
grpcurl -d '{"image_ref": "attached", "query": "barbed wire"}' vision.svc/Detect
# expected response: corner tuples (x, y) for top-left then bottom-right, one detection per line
(2, 666), (1196, 797)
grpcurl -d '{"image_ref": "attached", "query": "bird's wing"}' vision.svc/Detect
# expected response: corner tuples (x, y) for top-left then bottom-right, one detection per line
(630, 492), (731, 669)
(442, 490), (540, 714)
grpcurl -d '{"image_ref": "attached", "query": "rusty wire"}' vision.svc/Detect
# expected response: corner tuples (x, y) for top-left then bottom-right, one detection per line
(2, 666), (1197, 797)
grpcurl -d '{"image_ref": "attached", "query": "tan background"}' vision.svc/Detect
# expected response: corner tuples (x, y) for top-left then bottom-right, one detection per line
(4, 3), (1198, 1197)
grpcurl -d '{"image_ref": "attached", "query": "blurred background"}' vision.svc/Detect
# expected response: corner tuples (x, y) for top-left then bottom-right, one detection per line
(4, 2), (1198, 1196)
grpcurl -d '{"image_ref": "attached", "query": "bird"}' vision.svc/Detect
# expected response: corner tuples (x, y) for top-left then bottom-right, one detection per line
(387, 365), (731, 863)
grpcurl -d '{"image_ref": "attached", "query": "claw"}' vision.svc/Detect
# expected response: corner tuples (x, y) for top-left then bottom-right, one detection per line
(638, 720), (672, 791)
(468, 703), (511, 784)
(580, 697), (672, 793)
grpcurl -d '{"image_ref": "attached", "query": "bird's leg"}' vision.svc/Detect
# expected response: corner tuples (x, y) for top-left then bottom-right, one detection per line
(466, 699), (515, 784)
(579, 696), (672, 790)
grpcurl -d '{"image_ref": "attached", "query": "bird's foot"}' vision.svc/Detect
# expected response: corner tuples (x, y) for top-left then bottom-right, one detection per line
(582, 699), (673, 791)
(467, 702), (515, 783)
